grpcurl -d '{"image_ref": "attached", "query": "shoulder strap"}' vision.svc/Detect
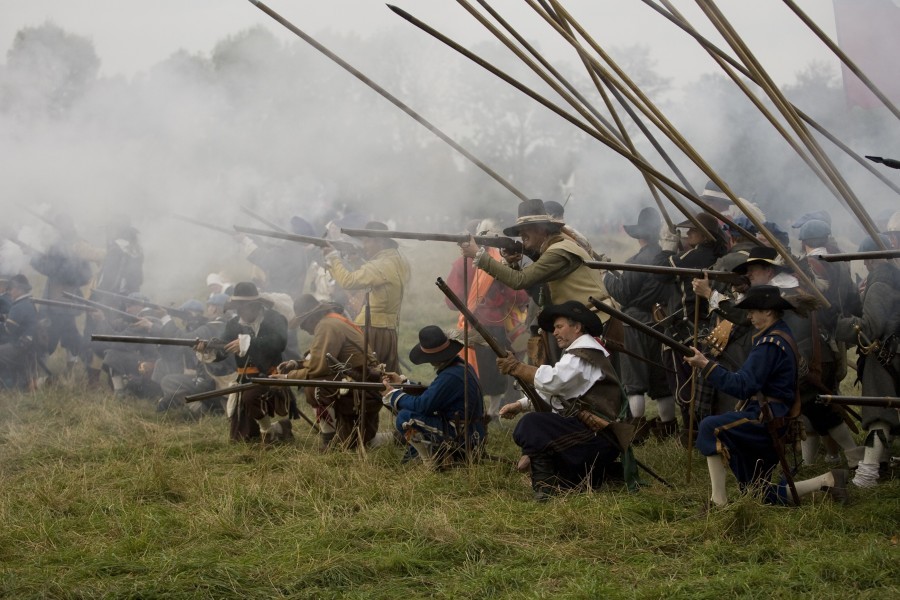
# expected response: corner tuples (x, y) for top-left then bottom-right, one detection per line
(767, 329), (802, 418)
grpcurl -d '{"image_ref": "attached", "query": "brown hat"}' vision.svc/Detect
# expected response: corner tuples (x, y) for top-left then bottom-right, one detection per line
(732, 246), (788, 275)
(364, 221), (398, 248)
(289, 294), (343, 330)
(409, 325), (464, 365)
(503, 199), (564, 237)
(226, 282), (273, 309)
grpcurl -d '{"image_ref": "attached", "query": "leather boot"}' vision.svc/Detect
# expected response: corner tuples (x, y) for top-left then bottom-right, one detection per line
(631, 416), (652, 445)
(529, 453), (557, 502)
(652, 419), (679, 441)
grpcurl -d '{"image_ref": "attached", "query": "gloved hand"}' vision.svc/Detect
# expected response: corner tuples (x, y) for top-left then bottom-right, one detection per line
(496, 351), (538, 385)
(496, 351), (521, 375)
(659, 224), (680, 253)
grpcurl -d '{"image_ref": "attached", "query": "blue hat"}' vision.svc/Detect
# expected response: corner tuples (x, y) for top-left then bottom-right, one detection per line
(798, 219), (831, 241)
(792, 210), (831, 229)
(701, 180), (730, 207)
(207, 293), (230, 307)
(858, 234), (891, 253)
(290, 216), (316, 237)
(178, 299), (205, 314)
(725, 215), (757, 236)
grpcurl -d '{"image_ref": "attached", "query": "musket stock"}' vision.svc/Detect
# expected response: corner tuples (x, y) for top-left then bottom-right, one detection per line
(588, 297), (693, 357)
(341, 228), (523, 253)
(586, 260), (748, 286)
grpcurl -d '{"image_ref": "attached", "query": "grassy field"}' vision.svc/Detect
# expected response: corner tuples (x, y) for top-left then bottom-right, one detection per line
(0, 383), (896, 599)
(2, 240), (897, 598)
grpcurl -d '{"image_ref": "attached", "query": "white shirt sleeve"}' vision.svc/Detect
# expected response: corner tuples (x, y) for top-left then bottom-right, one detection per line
(533, 352), (604, 404)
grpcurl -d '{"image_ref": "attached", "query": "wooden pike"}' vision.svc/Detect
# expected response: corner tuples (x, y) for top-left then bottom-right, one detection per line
(693, 0), (887, 250)
(781, 0), (900, 120)
(639, 0), (900, 197)
(244, 0), (528, 202)
(387, 4), (755, 244)
(529, 0), (829, 306)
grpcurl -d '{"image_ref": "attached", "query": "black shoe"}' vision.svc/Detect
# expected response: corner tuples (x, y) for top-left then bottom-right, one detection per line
(825, 469), (850, 505)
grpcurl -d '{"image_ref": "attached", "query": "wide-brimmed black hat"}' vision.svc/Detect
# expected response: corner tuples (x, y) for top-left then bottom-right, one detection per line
(624, 207), (661, 239)
(409, 325), (464, 365)
(289, 293), (343, 330)
(732, 246), (788, 275)
(734, 285), (794, 311)
(537, 301), (604, 337)
(503, 199), (564, 237)
(226, 281), (274, 309)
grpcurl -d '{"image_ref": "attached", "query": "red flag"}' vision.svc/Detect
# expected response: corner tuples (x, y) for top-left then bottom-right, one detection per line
(832, 0), (900, 108)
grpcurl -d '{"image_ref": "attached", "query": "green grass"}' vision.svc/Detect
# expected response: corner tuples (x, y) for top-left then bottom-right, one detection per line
(3, 239), (897, 598)
(0, 386), (896, 599)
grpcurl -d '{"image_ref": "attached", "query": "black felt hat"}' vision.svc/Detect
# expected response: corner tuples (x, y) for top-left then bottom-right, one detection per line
(226, 281), (274, 309)
(409, 325), (463, 365)
(537, 301), (604, 337)
(503, 199), (564, 237)
(364, 221), (398, 248)
(289, 293), (343, 330)
(623, 207), (661, 239)
(734, 285), (793, 311)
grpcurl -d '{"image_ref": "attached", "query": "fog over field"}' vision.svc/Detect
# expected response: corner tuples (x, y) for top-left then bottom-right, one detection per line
(0, 1), (897, 297)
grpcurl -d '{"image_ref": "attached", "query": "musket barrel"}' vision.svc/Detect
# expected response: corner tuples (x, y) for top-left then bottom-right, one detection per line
(63, 292), (139, 322)
(90, 334), (207, 347)
(815, 250), (900, 262)
(586, 260), (747, 285)
(234, 225), (328, 247)
(341, 228), (521, 252)
(588, 296), (693, 357)
(248, 377), (427, 393)
(816, 395), (900, 409)
(185, 383), (258, 403)
(32, 298), (94, 312)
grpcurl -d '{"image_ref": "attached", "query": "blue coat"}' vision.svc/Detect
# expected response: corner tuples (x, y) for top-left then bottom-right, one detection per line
(386, 357), (485, 443)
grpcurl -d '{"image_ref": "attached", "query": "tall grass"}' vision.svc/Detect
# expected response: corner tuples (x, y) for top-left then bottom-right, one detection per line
(1, 239), (896, 598)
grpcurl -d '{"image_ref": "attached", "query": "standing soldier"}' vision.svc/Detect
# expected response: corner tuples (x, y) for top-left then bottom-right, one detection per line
(835, 235), (899, 488)
(603, 207), (676, 439)
(323, 221), (410, 373)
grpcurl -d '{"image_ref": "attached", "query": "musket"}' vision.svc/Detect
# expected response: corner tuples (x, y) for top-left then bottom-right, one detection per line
(436, 276), (552, 413)
(91, 289), (204, 322)
(588, 297), (693, 357)
(63, 292), (140, 323)
(239, 205), (289, 234)
(90, 334), (225, 350)
(173, 215), (277, 249)
(248, 377), (428, 394)
(816, 395), (900, 409)
(233, 225), (359, 254)
(341, 227), (523, 253)
(815, 250), (900, 262)
(32, 297), (95, 312)
(588, 261), (748, 286)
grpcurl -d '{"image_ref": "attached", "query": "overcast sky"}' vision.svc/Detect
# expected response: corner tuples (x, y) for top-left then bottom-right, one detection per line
(1, 1), (841, 87)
